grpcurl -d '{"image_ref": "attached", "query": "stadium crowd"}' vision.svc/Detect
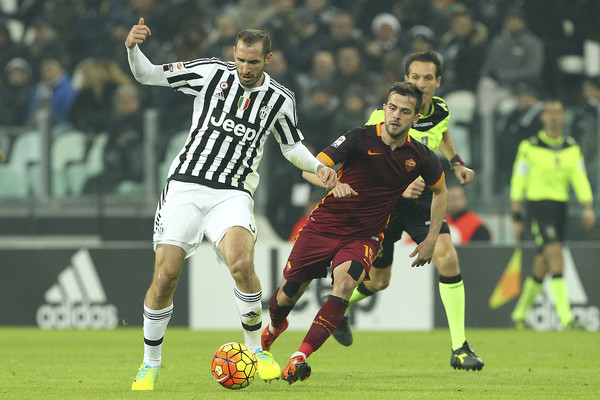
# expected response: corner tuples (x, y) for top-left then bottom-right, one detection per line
(1, 0), (600, 239)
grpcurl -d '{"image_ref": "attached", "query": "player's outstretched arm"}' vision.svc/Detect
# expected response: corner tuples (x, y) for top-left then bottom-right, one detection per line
(125, 17), (152, 49)
(125, 17), (168, 87)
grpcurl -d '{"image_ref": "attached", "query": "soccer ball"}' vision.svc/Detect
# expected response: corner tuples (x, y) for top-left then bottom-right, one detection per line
(211, 342), (257, 389)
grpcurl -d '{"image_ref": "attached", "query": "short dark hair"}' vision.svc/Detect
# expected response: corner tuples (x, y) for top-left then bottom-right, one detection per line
(235, 29), (272, 57)
(386, 81), (423, 114)
(405, 51), (443, 77)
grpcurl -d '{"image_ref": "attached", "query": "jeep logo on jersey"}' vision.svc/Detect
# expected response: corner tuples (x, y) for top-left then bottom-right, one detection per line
(209, 110), (263, 142)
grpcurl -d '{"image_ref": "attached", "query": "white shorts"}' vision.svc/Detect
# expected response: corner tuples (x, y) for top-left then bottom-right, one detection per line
(153, 181), (257, 263)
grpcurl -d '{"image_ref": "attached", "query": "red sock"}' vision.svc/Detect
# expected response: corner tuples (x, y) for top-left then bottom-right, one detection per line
(268, 288), (293, 328)
(298, 295), (348, 358)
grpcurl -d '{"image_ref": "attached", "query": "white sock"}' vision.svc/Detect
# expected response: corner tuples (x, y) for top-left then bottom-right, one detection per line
(142, 303), (173, 367)
(291, 351), (307, 361)
(233, 287), (262, 352)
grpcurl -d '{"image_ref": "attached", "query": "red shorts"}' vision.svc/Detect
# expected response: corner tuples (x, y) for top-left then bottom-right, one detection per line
(283, 227), (382, 283)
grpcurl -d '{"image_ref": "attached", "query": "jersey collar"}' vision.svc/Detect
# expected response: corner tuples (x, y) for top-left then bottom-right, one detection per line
(538, 130), (564, 146)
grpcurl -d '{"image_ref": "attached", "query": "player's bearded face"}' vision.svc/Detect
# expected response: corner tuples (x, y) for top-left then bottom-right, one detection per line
(383, 94), (418, 138)
(233, 42), (271, 88)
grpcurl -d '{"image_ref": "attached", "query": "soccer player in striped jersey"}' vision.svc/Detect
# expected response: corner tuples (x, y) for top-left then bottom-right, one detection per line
(125, 18), (337, 390)
(333, 51), (484, 371)
(261, 82), (448, 384)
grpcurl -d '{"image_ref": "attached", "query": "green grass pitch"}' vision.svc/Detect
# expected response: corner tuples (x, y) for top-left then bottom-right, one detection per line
(1, 327), (598, 399)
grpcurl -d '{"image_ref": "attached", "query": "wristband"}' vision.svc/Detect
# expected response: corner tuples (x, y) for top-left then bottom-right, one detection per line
(512, 211), (523, 222)
(450, 154), (465, 169)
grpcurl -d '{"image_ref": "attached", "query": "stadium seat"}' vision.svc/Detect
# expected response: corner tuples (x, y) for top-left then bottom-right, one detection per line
(0, 130), (41, 198)
(444, 90), (476, 164)
(51, 130), (88, 197)
(158, 130), (188, 184)
(68, 132), (109, 196)
(0, 129), (10, 162)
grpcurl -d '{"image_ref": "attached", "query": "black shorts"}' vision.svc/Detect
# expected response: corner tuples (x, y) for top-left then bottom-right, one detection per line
(526, 200), (566, 250)
(372, 194), (450, 269)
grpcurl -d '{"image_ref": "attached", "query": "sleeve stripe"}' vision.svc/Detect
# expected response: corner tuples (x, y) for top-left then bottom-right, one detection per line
(427, 171), (445, 190)
(317, 152), (335, 167)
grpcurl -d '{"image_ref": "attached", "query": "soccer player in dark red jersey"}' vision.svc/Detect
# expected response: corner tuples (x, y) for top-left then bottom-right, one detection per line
(261, 82), (448, 384)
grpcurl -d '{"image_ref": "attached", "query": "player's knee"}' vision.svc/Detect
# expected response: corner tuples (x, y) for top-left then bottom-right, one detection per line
(227, 255), (254, 283)
(369, 277), (390, 291)
(433, 247), (459, 275)
(152, 269), (180, 298)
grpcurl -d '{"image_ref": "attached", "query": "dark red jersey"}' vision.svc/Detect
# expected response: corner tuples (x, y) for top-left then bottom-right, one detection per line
(304, 122), (444, 238)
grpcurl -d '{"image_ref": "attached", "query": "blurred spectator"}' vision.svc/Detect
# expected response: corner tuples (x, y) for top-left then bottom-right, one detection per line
(333, 46), (378, 105)
(39, 0), (81, 37)
(69, 58), (132, 134)
(495, 83), (544, 191)
(298, 84), (339, 151)
(99, 16), (131, 72)
(283, 9), (322, 74)
(571, 76), (600, 192)
(332, 85), (369, 135)
(372, 49), (404, 105)
(363, 12), (402, 72)
(321, 11), (364, 54)
(119, 0), (165, 34)
(401, 25), (438, 74)
(170, 15), (208, 61)
(0, 58), (34, 127)
(154, 0), (201, 38)
(298, 0), (339, 35)
(524, 0), (600, 102)
(204, 13), (238, 58)
(0, 17), (29, 69)
(231, 0), (276, 30)
(406, 25), (436, 54)
(153, 16), (209, 141)
(26, 55), (76, 129)
(83, 85), (144, 194)
(64, 0), (111, 66)
(297, 50), (336, 109)
(446, 185), (492, 244)
(265, 50), (301, 103)
(438, 9), (488, 94)
(25, 18), (70, 78)
(260, 0), (296, 43)
(477, 7), (545, 116)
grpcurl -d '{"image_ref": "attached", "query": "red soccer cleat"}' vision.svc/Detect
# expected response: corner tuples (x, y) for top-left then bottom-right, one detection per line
(281, 355), (311, 384)
(261, 318), (289, 351)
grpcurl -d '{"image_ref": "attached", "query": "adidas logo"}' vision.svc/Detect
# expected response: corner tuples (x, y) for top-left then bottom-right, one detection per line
(528, 248), (599, 331)
(242, 311), (260, 319)
(36, 249), (119, 329)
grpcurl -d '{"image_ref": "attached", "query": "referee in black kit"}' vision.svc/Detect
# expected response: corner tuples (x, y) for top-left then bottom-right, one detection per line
(125, 17), (336, 390)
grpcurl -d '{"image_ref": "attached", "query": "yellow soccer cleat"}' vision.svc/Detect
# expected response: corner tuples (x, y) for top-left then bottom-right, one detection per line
(131, 362), (160, 390)
(254, 350), (281, 382)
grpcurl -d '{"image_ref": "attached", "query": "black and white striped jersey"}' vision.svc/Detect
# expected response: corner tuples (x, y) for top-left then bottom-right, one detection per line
(162, 58), (303, 196)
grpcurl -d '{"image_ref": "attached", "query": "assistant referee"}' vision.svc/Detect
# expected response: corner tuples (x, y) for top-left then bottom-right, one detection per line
(510, 99), (595, 330)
